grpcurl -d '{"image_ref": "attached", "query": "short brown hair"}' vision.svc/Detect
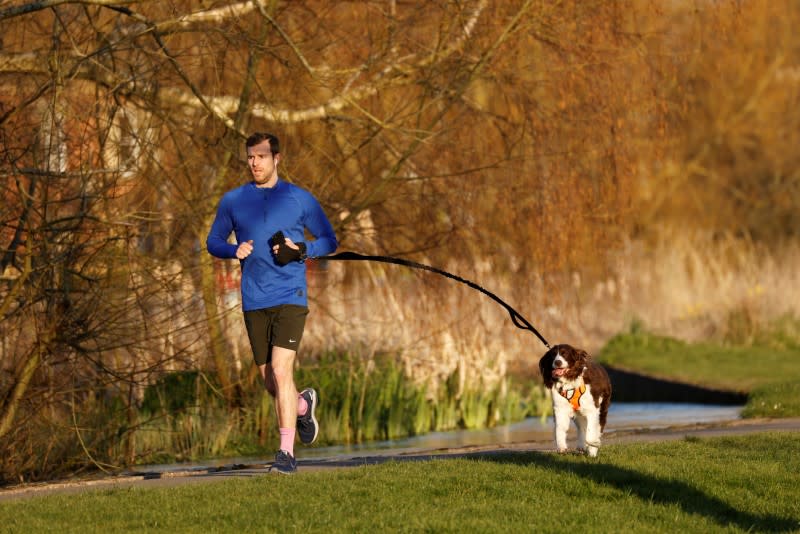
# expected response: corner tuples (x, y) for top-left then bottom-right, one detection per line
(245, 132), (280, 154)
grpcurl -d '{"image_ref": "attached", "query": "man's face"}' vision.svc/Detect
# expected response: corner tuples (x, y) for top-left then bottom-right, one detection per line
(246, 139), (280, 187)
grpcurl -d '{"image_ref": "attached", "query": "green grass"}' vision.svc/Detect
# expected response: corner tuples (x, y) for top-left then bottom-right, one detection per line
(598, 331), (800, 393)
(597, 325), (800, 419)
(742, 382), (800, 418)
(1, 433), (798, 533)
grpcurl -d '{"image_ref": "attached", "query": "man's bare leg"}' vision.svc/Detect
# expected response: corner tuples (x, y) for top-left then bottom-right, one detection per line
(269, 346), (298, 454)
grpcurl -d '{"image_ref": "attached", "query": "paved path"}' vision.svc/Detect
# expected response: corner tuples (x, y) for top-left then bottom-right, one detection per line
(1, 417), (798, 501)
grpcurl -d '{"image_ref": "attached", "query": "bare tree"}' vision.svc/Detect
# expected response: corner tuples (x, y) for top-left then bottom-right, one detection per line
(0, 0), (678, 480)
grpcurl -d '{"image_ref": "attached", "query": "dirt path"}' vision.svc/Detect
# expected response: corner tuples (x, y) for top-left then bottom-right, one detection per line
(2, 417), (798, 502)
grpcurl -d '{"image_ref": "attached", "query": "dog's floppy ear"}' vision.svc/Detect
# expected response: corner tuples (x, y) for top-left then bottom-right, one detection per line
(538, 347), (557, 388)
(575, 347), (591, 367)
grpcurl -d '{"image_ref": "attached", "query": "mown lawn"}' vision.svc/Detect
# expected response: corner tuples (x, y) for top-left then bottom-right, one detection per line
(1, 432), (798, 533)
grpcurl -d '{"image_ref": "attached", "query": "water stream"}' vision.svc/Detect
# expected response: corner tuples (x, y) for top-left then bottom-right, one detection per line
(134, 402), (742, 473)
(299, 402), (742, 459)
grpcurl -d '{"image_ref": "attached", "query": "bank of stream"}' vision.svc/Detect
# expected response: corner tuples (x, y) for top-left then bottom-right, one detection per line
(137, 367), (749, 470)
(132, 401), (743, 473)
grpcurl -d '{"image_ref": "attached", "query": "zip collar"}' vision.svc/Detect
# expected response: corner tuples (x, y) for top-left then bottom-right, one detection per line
(250, 177), (282, 191)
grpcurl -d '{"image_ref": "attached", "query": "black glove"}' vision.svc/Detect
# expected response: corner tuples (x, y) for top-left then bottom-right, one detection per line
(269, 231), (307, 265)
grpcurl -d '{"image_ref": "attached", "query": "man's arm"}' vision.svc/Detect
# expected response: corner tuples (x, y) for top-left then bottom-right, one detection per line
(302, 195), (338, 258)
(206, 197), (238, 259)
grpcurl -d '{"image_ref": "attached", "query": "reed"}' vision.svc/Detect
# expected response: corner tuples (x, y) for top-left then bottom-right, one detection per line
(296, 352), (532, 444)
(64, 352), (541, 468)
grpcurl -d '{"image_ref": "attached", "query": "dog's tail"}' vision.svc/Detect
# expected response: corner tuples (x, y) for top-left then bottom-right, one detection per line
(600, 400), (609, 431)
(598, 365), (612, 431)
(600, 389), (612, 431)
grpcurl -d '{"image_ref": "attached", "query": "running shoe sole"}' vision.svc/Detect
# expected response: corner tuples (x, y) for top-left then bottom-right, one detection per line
(297, 388), (319, 445)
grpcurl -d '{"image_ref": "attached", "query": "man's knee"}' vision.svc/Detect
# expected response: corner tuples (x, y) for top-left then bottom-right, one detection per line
(270, 347), (296, 383)
(271, 364), (293, 384)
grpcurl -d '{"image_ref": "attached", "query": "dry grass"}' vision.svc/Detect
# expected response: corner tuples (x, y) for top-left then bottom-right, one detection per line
(603, 232), (800, 345)
(302, 233), (800, 385)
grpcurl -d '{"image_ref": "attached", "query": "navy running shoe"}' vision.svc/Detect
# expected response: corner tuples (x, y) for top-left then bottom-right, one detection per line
(297, 388), (319, 445)
(270, 449), (297, 474)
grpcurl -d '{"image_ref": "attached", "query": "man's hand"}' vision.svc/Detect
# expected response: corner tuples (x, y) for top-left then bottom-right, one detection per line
(273, 236), (299, 255)
(270, 231), (307, 265)
(236, 240), (254, 259)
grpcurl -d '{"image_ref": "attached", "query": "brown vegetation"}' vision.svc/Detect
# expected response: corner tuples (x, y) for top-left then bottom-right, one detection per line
(1, 0), (798, 482)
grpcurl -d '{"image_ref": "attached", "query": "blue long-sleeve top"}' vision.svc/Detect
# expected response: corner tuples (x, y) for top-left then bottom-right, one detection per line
(206, 179), (338, 311)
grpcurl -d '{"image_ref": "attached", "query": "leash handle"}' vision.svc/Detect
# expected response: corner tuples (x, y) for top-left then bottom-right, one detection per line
(318, 251), (550, 349)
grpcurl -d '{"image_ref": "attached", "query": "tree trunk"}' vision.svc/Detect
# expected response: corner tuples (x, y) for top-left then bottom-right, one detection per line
(0, 341), (41, 439)
(198, 14), (268, 404)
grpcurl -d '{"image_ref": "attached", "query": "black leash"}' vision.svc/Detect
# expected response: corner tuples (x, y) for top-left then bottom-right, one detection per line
(319, 251), (551, 349)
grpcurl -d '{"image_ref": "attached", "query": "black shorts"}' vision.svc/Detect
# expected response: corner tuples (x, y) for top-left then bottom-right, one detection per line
(243, 304), (309, 365)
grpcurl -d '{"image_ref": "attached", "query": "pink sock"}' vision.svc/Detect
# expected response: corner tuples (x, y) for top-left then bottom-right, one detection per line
(297, 394), (309, 417)
(279, 428), (295, 456)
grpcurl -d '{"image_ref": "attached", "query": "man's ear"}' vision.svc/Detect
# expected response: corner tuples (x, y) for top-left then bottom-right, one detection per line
(274, 153), (281, 165)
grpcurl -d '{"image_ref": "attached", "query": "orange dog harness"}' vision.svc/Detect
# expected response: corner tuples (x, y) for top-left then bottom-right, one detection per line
(559, 383), (586, 411)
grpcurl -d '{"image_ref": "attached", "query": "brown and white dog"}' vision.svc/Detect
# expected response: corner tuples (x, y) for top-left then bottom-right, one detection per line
(539, 344), (612, 457)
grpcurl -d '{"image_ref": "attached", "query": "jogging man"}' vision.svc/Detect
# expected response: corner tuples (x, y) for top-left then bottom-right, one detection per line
(206, 132), (338, 474)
